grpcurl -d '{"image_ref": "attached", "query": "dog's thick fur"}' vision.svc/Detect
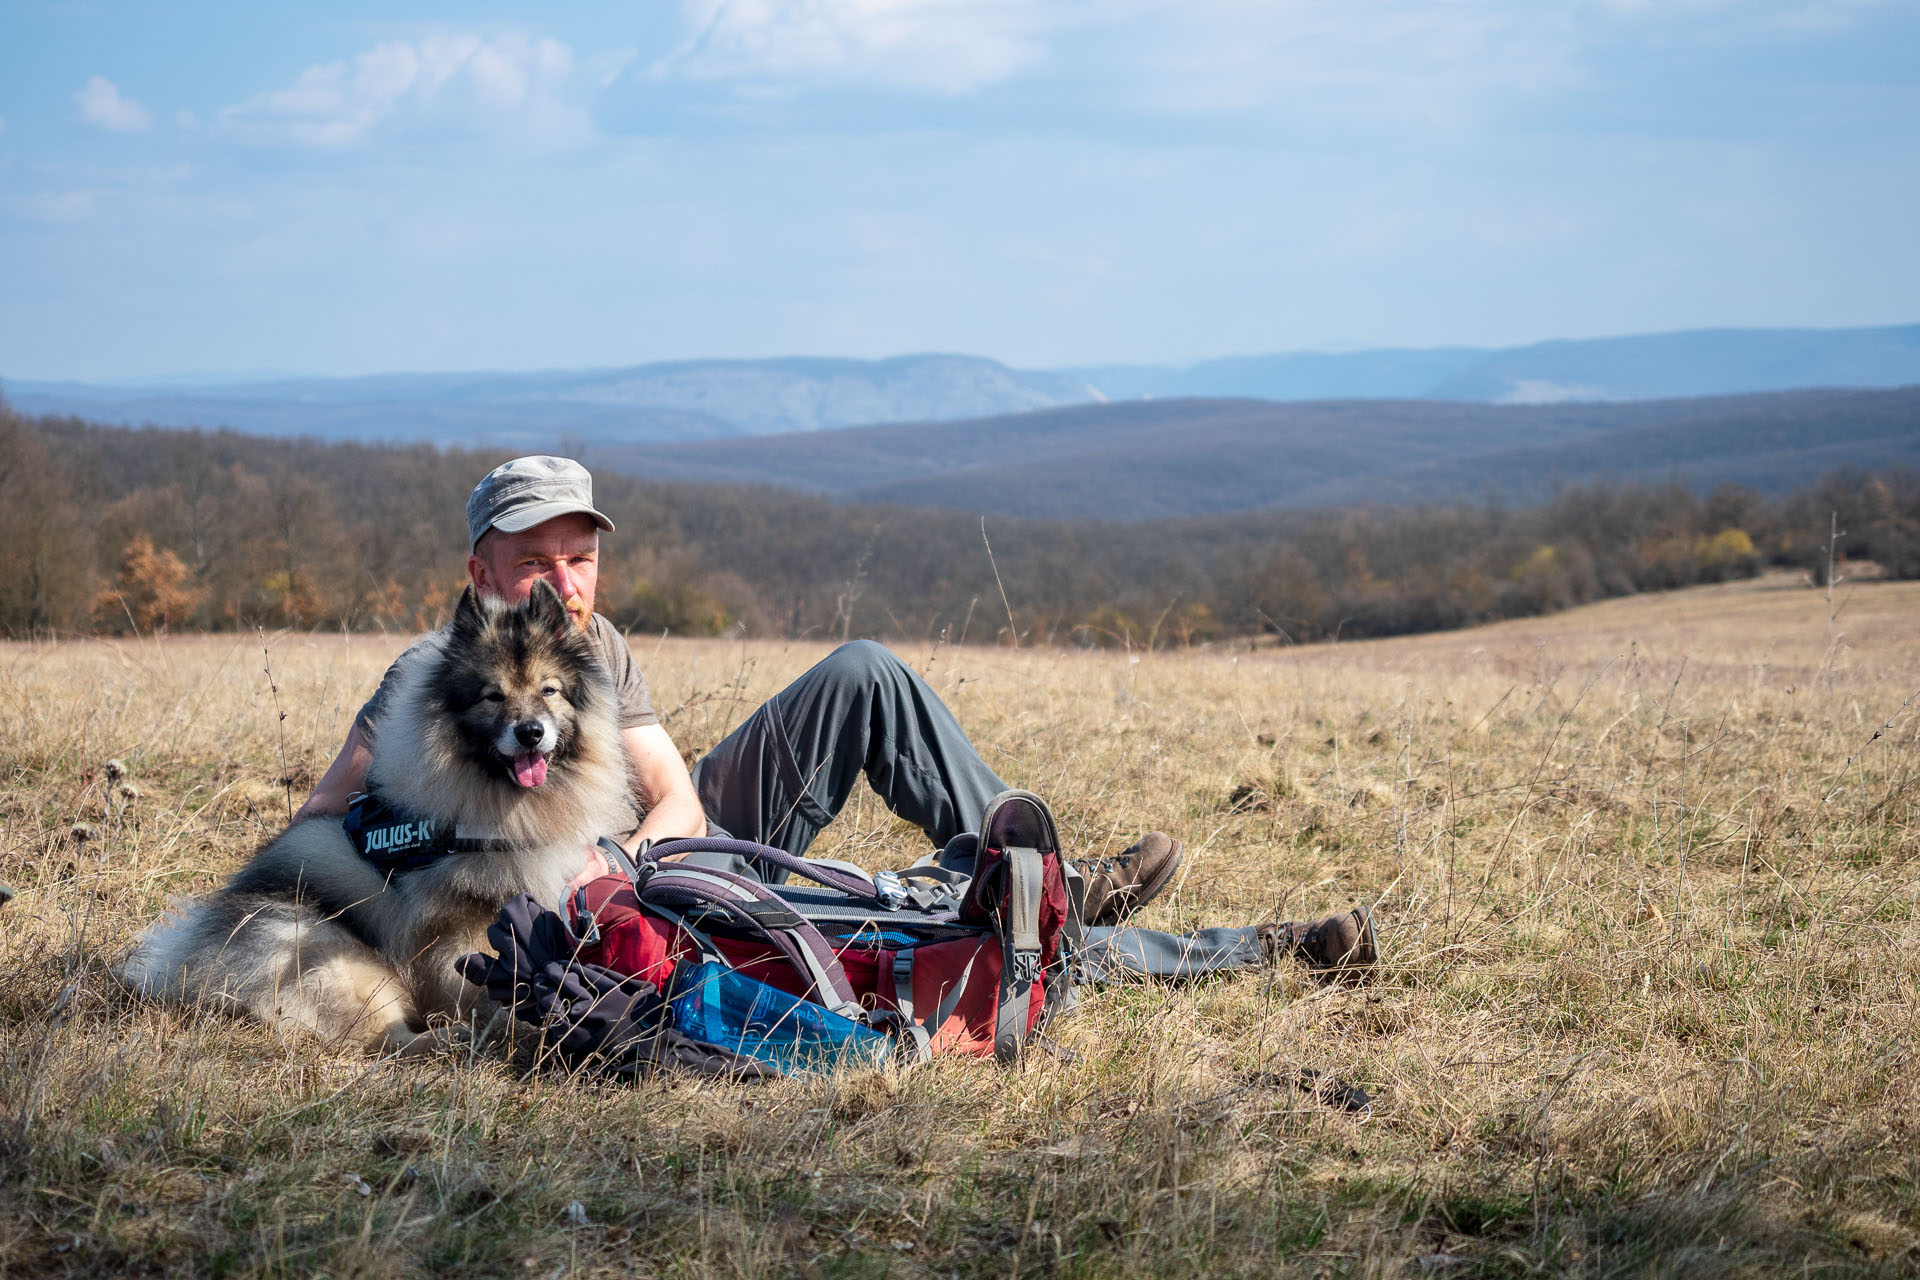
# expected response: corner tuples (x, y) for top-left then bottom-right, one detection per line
(123, 580), (634, 1053)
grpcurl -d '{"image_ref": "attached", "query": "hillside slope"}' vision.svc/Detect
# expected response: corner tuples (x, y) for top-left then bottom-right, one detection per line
(595, 386), (1920, 519)
(8, 355), (1098, 444)
(9, 323), (1918, 444)
(1429, 324), (1920, 402)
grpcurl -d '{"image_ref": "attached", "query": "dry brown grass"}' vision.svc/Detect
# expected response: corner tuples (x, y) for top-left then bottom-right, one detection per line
(4, 572), (1919, 1277)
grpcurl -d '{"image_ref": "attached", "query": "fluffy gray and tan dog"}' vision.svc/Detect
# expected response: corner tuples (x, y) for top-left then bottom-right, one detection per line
(123, 580), (634, 1053)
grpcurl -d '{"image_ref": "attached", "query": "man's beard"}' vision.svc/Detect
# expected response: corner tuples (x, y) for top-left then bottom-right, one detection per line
(565, 599), (591, 631)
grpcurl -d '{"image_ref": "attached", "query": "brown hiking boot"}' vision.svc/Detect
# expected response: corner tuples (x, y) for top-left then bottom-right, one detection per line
(1258, 906), (1378, 972)
(1073, 833), (1184, 926)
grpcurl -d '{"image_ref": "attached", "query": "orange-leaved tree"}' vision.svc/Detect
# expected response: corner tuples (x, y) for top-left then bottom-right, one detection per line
(93, 535), (205, 634)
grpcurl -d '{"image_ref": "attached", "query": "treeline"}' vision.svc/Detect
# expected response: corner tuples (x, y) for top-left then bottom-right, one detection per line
(3, 401), (1916, 645)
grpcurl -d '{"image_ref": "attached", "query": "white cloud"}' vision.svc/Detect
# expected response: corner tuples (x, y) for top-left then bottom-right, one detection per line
(643, 0), (1599, 122)
(656, 0), (1049, 95)
(1074, 0), (1588, 123)
(646, 0), (1895, 123)
(75, 76), (152, 133)
(220, 33), (586, 147)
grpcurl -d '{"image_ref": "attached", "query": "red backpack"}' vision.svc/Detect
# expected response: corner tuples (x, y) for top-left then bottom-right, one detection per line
(565, 790), (1080, 1065)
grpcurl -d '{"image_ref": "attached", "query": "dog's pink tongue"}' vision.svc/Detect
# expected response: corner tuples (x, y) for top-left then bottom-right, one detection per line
(512, 752), (548, 788)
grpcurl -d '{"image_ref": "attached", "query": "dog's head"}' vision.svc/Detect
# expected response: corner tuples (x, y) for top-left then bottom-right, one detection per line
(435, 580), (609, 790)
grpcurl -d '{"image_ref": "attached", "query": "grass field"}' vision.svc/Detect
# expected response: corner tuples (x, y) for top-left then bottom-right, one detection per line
(3, 572), (1918, 1278)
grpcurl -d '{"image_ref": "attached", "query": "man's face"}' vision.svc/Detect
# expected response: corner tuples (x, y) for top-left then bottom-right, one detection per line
(468, 514), (600, 631)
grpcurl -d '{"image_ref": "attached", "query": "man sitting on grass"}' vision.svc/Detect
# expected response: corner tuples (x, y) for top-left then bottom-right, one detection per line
(296, 455), (1378, 979)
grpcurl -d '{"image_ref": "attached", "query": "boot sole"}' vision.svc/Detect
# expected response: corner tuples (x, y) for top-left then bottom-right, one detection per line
(1339, 904), (1378, 968)
(1126, 837), (1184, 916)
(1087, 837), (1185, 926)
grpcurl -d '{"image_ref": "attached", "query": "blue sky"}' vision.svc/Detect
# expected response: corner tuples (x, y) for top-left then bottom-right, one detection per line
(3, 0), (1916, 380)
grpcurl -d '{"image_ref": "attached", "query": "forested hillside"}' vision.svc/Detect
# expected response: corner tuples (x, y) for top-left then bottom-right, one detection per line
(3, 402), (1915, 646)
(596, 386), (1920, 519)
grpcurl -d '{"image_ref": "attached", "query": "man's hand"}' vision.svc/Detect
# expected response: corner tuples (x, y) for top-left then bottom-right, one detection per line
(564, 843), (615, 896)
(620, 723), (707, 850)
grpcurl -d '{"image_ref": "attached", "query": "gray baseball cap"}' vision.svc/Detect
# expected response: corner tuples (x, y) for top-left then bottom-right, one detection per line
(466, 456), (615, 552)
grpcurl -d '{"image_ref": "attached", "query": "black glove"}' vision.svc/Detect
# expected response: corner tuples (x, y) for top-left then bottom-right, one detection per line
(458, 894), (667, 1071)
(535, 960), (667, 1068)
(457, 895), (782, 1081)
(457, 893), (574, 1006)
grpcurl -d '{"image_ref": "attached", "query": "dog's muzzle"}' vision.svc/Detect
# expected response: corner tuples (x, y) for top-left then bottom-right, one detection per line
(499, 719), (556, 787)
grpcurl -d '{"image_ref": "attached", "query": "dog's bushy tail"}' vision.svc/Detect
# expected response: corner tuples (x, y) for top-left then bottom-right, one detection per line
(123, 895), (420, 1051)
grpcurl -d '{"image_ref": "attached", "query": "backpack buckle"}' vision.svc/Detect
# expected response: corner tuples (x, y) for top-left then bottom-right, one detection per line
(1010, 949), (1041, 986)
(569, 885), (602, 948)
(873, 870), (908, 911)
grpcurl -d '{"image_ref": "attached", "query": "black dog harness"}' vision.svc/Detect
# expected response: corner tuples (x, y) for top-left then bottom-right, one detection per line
(343, 791), (513, 873)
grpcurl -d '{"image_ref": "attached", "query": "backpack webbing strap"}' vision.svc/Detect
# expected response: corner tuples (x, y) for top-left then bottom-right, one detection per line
(1035, 861), (1087, 1037)
(890, 943), (995, 1065)
(1005, 847), (1044, 954)
(993, 845), (1045, 1065)
(890, 952), (932, 1064)
(636, 899), (723, 966)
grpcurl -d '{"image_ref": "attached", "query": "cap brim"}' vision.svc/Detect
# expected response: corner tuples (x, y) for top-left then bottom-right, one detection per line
(484, 500), (616, 540)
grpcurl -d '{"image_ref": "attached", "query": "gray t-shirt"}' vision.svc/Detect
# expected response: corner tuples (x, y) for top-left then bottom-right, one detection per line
(354, 612), (658, 740)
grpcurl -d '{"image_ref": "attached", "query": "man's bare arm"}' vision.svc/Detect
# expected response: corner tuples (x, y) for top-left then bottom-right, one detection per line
(294, 722), (372, 822)
(619, 723), (707, 850)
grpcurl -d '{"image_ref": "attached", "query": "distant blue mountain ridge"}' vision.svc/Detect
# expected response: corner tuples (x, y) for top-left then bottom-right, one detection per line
(6, 323), (1918, 444)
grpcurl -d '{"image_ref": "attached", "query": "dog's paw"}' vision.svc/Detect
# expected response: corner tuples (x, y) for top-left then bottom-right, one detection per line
(382, 1022), (474, 1059)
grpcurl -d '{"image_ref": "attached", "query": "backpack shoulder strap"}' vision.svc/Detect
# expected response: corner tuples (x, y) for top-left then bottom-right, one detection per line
(651, 836), (880, 899)
(597, 835), (653, 886)
(642, 864), (863, 1017)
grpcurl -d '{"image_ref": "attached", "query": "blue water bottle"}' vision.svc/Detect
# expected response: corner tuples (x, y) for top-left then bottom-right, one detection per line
(668, 960), (894, 1074)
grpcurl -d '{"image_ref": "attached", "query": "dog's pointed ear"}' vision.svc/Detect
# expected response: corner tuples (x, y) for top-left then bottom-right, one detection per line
(450, 585), (487, 640)
(524, 579), (572, 636)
